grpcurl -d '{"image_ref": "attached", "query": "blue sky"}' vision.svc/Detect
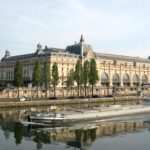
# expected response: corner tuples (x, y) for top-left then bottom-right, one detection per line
(0, 0), (150, 58)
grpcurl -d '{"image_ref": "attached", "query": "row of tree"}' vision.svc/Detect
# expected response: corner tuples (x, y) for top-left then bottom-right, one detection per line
(13, 60), (59, 98)
(13, 58), (99, 98)
(67, 59), (99, 97)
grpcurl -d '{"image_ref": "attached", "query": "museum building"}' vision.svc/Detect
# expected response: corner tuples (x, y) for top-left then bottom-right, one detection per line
(0, 35), (150, 89)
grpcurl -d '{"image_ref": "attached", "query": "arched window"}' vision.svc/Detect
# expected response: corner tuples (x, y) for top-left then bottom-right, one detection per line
(24, 69), (26, 77)
(112, 73), (120, 86)
(101, 72), (109, 86)
(133, 74), (139, 86)
(142, 74), (148, 84)
(27, 69), (29, 77)
(8, 71), (10, 79)
(123, 73), (130, 86)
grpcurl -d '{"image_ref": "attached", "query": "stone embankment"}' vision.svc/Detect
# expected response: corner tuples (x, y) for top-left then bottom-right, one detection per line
(0, 96), (141, 108)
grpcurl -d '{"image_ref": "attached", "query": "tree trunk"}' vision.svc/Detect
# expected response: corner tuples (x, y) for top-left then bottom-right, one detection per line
(54, 85), (56, 98)
(7, 89), (9, 99)
(107, 86), (109, 96)
(71, 86), (73, 97)
(67, 87), (69, 97)
(45, 82), (48, 98)
(18, 87), (20, 98)
(77, 84), (80, 97)
(84, 85), (87, 97)
(36, 85), (38, 98)
(46, 90), (48, 98)
(92, 84), (93, 97)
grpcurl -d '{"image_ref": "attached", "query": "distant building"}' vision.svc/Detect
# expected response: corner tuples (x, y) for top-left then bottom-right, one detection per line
(0, 35), (150, 88)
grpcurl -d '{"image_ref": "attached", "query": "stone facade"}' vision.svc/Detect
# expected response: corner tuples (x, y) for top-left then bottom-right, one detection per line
(0, 35), (150, 95)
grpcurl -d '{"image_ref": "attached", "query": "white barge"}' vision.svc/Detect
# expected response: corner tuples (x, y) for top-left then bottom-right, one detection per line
(28, 112), (67, 124)
(28, 105), (150, 124)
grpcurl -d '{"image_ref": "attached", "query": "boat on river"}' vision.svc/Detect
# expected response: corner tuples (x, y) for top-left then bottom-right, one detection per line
(28, 112), (67, 124)
(27, 105), (150, 125)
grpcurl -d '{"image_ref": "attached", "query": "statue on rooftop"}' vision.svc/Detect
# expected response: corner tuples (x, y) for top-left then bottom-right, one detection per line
(37, 43), (42, 51)
(36, 43), (44, 55)
(5, 50), (10, 58)
(80, 34), (84, 43)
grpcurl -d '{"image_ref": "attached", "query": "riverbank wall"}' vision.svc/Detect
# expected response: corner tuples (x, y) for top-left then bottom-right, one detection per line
(0, 96), (141, 108)
(0, 86), (149, 99)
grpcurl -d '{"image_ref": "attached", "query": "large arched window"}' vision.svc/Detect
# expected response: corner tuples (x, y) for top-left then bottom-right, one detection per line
(101, 72), (109, 86)
(112, 73), (120, 86)
(123, 73), (130, 86)
(142, 74), (148, 84)
(24, 69), (26, 77)
(133, 74), (139, 86)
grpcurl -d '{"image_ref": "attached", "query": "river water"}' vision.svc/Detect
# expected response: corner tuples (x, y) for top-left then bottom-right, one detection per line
(0, 100), (150, 150)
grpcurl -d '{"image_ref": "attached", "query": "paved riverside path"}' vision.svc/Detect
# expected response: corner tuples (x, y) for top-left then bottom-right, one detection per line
(65, 105), (150, 121)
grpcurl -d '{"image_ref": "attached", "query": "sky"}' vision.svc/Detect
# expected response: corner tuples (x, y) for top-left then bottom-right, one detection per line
(0, 0), (150, 59)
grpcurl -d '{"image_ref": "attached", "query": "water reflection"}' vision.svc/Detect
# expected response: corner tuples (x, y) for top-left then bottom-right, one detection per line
(0, 100), (149, 150)
(67, 128), (97, 149)
(0, 100), (140, 121)
(0, 114), (150, 150)
(14, 123), (24, 144)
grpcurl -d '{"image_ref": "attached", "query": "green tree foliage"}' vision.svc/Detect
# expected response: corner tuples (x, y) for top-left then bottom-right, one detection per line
(13, 61), (23, 87)
(66, 69), (74, 87)
(66, 69), (74, 96)
(32, 59), (41, 97)
(51, 63), (59, 98)
(42, 60), (50, 98)
(83, 60), (90, 97)
(42, 60), (50, 89)
(74, 59), (83, 97)
(89, 59), (99, 97)
(32, 59), (41, 86)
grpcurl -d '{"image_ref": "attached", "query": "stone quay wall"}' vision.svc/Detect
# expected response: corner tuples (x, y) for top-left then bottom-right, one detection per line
(0, 86), (149, 99)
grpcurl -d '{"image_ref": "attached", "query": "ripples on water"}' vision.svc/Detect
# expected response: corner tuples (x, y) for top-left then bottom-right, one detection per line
(0, 101), (150, 150)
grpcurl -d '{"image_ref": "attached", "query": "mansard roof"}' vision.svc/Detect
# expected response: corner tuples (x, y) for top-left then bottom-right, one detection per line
(1, 35), (150, 63)
(1, 53), (35, 61)
(65, 35), (93, 56)
(1, 47), (150, 63)
(66, 43), (93, 55)
(96, 52), (150, 63)
(44, 47), (65, 53)
(1, 47), (65, 62)
(1, 46), (80, 62)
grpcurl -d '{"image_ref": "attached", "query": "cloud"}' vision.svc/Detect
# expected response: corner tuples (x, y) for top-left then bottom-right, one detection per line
(17, 15), (50, 31)
(0, 0), (150, 58)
